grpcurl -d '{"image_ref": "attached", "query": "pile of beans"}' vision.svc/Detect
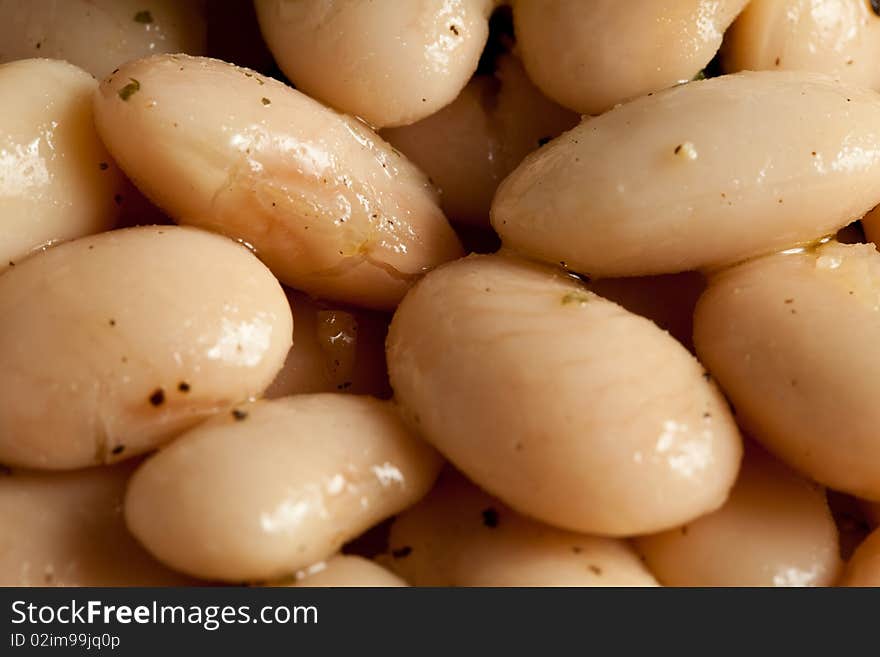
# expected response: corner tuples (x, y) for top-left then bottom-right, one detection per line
(2, 0), (880, 587)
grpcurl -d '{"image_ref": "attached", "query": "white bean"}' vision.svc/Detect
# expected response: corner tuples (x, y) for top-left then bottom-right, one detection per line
(492, 71), (880, 278)
(0, 226), (291, 469)
(513, 0), (748, 114)
(125, 394), (442, 582)
(387, 254), (742, 536)
(694, 241), (880, 499)
(93, 55), (463, 310)
(724, 0), (880, 91)
(0, 59), (124, 272)
(380, 472), (659, 586)
(0, 0), (205, 80)
(0, 463), (195, 586)
(636, 446), (841, 586)
(253, 0), (495, 128)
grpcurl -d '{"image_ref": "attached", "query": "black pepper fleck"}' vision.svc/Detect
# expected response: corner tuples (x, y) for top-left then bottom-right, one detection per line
(572, 546), (582, 554)
(108, 319), (116, 326)
(111, 445), (125, 455)
(538, 136), (551, 146)
(450, 25), (460, 35)
(784, 298), (794, 304)
(232, 409), (248, 421)
(261, 97), (271, 105)
(336, 381), (353, 390)
(482, 508), (500, 528)
(702, 372), (712, 382)
(149, 388), (165, 406)
(0, 464), (12, 476)
(588, 565), (602, 575)
(35, 41), (41, 49)
(674, 144), (683, 154)
(99, 162), (109, 170)
(872, 0), (880, 17)
(178, 382), (191, 393)
(392, 546), (412, 559)
(114, 194), (124, 205)
(134, 10), (153, 23)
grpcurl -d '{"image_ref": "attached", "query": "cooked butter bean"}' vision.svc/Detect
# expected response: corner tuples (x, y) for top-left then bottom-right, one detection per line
(0, 463), (195, 586)
(264, 290), (390, 399)
(383, 76), (500, 226)
(382, 54), (578, 226)
(387, 254), (742, 536)
(0, 0), (206, 80)
(0, 226), (291, 470)
(512, 0), (748, 115)
(694, 241), (880, 499)
(125, 395), (442, 582)
(254, 0), (495, 128)
(281, 554), (408, 588)
(841, 527), (880, 586)
(636, 446), (841, 587)
(492, 71), (880, 278)
(724, 0), (880, 91)
(589, 271), (706, 351)
(1, 59), (124, 272)
(94, 55), (463, 310)
(380, 472), (658, 586)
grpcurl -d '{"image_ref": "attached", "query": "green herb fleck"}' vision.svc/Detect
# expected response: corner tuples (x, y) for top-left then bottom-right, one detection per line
(134, 10), (153, 23)
(118, 78), (141, 101)
(561, 291), (591, 306)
